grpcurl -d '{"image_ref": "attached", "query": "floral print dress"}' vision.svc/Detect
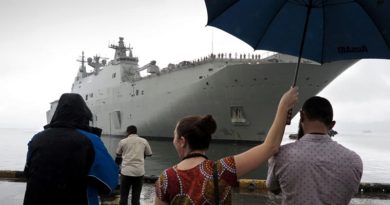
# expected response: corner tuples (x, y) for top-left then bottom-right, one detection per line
(155, 156), (237, 205)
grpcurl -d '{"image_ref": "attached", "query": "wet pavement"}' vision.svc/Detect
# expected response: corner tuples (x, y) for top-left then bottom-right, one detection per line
(110, 183), (390, 205)
(1, 181), (390, 205)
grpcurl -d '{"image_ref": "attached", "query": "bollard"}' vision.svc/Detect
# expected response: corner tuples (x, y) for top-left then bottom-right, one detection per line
(238, 179), (267, 193)
(359, 182), (390, 193)
(0, 170), (25, 181)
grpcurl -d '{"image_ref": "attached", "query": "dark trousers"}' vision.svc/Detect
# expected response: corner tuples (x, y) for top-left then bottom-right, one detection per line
(119, 175), (144, 205)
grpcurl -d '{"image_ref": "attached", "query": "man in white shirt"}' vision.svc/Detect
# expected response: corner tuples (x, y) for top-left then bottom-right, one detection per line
(116, 125), (152, 205)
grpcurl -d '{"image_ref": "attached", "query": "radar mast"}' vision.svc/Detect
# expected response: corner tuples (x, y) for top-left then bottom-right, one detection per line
(109, 37), (138, 63)
(77, 51), (87, 78)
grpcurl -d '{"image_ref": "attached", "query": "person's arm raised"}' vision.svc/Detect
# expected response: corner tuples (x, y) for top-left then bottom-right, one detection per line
(234, 87), (298, 177)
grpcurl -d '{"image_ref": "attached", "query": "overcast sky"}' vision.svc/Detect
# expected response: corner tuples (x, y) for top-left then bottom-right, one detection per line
(0, 0), (389, 134)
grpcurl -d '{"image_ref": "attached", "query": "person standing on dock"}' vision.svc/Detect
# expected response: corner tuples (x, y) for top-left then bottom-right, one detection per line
(116, 125), (152, 205)
(23, 93), (118, 205)
(154, 87), (299, 205)
(266, 96), (363, 205)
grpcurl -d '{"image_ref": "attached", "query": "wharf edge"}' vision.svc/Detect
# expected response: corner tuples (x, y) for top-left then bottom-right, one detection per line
(1, 170), (389, 194)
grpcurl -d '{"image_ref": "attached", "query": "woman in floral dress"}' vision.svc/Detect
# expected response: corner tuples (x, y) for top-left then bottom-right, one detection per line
(155, 87), (298, 205)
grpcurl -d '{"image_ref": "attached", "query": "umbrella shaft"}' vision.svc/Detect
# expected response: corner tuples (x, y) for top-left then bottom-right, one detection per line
(292, 0), (313, 87)
(292, 60), (301, 87)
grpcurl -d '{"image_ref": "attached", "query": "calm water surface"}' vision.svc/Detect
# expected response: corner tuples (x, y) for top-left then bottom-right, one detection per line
(0, 128), (389, 204)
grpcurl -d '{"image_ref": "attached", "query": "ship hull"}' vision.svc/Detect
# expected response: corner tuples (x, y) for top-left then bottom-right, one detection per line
(60, 59), (356, 142)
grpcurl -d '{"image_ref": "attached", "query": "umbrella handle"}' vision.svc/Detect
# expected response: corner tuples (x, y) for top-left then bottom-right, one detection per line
(286, 109), (292, 125)
(287, 1), (311, 125)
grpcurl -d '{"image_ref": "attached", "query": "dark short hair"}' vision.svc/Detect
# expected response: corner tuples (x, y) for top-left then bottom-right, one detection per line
(176, 115), (217, 150)
(302, 96), (333, 126)
(126, 125), (137, 135)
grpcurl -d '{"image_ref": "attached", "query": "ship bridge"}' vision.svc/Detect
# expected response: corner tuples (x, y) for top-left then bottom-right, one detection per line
(109, 37), (138, 65)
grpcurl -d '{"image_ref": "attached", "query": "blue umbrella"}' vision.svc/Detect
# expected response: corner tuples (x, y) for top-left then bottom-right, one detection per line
(205, 0), (390, 123)
(205, 0), (390, 85)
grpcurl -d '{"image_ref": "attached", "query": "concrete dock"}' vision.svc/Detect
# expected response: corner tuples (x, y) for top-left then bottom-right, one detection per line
(1, 171), (389, 204)
(100, 178), (390, 205)
(101, 183), (390, 205)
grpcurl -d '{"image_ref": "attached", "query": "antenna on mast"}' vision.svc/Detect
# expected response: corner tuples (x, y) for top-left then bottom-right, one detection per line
(77, 51), (87, 77)
(211, 29), (214, 55)
(129, 43), (133, 58)
(77, 51), (86, 66)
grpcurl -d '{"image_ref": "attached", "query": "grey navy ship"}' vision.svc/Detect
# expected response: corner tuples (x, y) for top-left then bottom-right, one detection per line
(46, 37), (357, 142)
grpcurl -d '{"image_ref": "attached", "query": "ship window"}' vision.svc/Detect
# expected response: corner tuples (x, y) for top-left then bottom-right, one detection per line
(136, 90), (139, 96)
(90, 93), (93, 98)
(208, 68), (213, 72)
(199, 76), (203, 79)
(230, 106), (247, 125)
(141, 90), (144, 95)
(112, 73), (116, 78)
(85, 95), (88, 101)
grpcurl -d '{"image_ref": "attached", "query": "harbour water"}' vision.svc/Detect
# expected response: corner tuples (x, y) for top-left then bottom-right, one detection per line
(1, 128), (389, 204)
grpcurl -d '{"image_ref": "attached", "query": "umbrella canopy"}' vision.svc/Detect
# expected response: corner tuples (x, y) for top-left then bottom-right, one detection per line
(205, 0), (390, 64)
(205, 0), (390, 124)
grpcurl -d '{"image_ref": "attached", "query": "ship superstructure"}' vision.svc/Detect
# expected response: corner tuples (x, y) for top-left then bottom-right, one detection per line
(47, 37), (357, 142)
